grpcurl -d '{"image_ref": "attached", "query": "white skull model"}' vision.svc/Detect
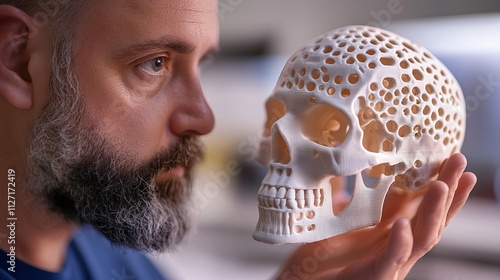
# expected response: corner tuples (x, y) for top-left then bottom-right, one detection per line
(253, 25), (465, 244)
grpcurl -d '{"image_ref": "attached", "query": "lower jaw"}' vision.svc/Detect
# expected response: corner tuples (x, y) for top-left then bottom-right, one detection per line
(253, 206), (322, 244)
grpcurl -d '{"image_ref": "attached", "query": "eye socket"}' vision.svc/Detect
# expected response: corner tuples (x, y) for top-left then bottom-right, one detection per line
(302, 103), (350, 148)
(139, 56), (169, 76)
(263, 98), (286, 137)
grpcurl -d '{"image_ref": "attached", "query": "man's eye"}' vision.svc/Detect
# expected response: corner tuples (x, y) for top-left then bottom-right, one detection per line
(139, 57), (168, 76)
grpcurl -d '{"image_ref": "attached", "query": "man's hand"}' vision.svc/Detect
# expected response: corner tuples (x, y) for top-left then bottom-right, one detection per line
(275, 153), (477, 280)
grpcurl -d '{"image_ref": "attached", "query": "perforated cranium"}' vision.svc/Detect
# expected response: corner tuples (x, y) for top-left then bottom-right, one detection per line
(253, 26), (465, 244)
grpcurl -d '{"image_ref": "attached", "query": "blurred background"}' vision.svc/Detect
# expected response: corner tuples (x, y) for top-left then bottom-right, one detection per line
(152, 1), (500, 279)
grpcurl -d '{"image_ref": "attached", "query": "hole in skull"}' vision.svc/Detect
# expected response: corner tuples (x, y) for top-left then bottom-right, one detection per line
(271, 130), (290, 164)
(403, 41), (416, 52)
(391, 163), (438, 190)
(306, 224), (316, 231)
(375, 34), (385, 41)
(312, 69), (321, 80)
(398, 125), (411, 137)
(348, 74), (360, 84)
(330, 176), (351, 215)
(307, 83), (317, 92)
(426, 84), (435, 94)
(294, 225), (303, 233)
(326, 58), (336, 65)
(330, 163), (393, 216)
(361, 168), (381, 188)
(412, 69), (424, 80)
(302, 104), (350, 148)
(306, 211), (315, 219)
(382, 78), (396, 89)
(357, 99), (392, 153)
(382, 139), (393, 152)
(386, 120), (398, 132)
(356, 54), (367, 62)
(380, 57), (395, 66)
(341, 89), (351, 98)
(263, 98), (286, 137)
(294, 212), (303, 221)
(366, 49), (376, 55)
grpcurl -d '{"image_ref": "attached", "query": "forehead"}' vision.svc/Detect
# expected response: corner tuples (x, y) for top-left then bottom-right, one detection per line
(76, 0), (218, 53)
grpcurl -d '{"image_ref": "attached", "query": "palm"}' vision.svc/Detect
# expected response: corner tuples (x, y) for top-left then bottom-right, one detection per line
(275, 153), (476, 280)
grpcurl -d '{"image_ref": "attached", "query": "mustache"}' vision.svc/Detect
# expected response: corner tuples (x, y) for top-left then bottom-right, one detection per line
(75, 136), (205, 190)
(144, 137), (205, 177)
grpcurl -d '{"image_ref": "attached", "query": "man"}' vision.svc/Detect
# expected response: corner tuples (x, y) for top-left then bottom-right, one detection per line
(0, 0), (476, 279)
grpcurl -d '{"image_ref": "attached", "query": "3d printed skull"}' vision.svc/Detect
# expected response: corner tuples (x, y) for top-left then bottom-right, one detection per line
(253, 26), (465, 244)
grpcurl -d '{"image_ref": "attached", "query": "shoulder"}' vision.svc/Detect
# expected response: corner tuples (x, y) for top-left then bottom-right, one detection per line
(69, 225), (168, 280)
(0, 269), (16, 280)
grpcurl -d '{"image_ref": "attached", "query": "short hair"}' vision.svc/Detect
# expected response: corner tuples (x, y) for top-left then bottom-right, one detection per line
(0, 0), (81, 17)
(0, 0), (85, 35)
(0, 0), (41, 14)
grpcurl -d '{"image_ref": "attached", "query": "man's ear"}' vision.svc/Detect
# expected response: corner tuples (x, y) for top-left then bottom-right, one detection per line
(0, 5), (38, 110)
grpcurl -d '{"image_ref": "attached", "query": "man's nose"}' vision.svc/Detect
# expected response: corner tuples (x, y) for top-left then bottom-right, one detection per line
(168, 74), (215, 137)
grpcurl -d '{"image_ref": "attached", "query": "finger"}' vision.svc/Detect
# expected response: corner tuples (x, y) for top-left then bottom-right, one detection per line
(334, 219), (413, 280)
(411, 181), (448, 259)
(437, 153), (467, 191)
(438, 157), (449, 173)
(437, 153), (467, 227)
(375, 218), (413, 280)
(445, 172), (476, 226)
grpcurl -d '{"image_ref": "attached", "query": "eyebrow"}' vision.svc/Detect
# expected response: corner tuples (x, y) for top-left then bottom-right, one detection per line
(114, 36), (197, 60)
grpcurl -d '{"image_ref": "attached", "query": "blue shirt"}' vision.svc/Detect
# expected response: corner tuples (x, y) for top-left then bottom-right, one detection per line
(0, 225), (167, 280)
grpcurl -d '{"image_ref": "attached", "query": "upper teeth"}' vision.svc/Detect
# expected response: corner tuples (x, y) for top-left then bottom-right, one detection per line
(257, 185), (324, 210)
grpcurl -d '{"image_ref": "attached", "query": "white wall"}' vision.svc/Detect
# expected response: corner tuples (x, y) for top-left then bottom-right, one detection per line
(219, 0), (500, 55)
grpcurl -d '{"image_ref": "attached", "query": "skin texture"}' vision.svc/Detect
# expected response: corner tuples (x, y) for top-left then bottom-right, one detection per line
(74, 0), (217, 161)
(0, 0), (476, 278)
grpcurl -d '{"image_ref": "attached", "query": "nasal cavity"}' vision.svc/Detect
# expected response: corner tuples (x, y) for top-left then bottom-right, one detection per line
(271, 129), (290, 164)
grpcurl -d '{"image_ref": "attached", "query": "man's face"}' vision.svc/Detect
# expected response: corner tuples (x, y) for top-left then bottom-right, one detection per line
(75, 0), (218, 164)
(27, 0), (218, 252)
